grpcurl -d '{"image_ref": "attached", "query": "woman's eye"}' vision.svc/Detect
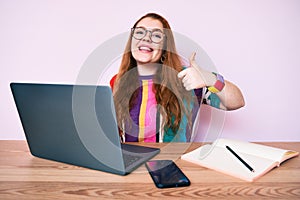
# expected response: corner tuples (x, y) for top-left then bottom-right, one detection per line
(153, 33), (162, 38)
(135, 31), (144, 35)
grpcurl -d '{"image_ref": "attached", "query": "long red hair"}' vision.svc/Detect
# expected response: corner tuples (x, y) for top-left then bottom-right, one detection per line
(113, 13), (192, 134)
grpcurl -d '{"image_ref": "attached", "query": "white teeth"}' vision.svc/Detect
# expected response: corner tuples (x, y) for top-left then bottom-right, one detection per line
(139, 46), (152, 51)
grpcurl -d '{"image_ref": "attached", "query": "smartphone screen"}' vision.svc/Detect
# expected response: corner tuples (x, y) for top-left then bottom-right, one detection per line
(145, 160), (190, 188)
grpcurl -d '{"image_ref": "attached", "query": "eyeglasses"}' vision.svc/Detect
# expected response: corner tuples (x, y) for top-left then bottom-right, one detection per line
(131, 27), (165, 43)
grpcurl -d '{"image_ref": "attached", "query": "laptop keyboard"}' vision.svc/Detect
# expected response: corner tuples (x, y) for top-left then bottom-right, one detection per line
(120, 144), (160, 172)
(123, 153), (143, 168)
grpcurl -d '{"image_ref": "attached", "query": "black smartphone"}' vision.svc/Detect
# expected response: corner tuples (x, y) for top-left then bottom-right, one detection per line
(145, 160), (190, 188)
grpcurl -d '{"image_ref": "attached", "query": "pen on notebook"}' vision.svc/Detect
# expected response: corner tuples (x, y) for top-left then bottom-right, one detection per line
(225, 145), (255, 173)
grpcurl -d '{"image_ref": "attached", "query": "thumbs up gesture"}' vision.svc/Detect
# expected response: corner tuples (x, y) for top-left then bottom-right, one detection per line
(178, 52), (215, 91)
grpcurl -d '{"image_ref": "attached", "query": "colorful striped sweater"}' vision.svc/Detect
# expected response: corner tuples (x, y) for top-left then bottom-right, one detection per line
(110, 74), (220, 142)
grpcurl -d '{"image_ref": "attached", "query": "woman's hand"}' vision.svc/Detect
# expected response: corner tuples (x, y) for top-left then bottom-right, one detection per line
(177, 52), (245, 110)
(178, 52), (215, 91)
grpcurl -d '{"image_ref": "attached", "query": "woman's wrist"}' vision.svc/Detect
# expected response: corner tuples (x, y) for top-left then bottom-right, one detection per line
(207, 72), (225, 93)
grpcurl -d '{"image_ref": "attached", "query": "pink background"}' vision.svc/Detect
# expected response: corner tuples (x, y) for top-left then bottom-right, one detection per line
(1, 0), (300, 141)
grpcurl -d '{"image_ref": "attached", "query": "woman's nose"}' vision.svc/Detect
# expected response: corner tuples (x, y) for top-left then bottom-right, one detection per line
(142, 31), (152, 42)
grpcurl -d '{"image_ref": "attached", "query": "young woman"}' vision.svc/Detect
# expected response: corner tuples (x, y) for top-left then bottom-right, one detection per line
(110, 13), (245, 142)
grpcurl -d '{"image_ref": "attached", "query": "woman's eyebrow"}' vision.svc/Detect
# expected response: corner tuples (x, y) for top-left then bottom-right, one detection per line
(136, 26), (163, 32)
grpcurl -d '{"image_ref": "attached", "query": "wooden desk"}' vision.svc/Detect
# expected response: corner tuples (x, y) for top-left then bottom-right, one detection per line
(0, 141), (299, 199)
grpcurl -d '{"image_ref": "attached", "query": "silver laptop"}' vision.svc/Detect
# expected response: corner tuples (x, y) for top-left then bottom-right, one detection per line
(10, 83), (160, 175)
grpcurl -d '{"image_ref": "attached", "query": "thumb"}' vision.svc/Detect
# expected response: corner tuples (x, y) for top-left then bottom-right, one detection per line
(189, 52), (197, 68)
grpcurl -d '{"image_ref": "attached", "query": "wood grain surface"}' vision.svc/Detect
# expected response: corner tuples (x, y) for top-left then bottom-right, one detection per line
(0, 141), (299, 199)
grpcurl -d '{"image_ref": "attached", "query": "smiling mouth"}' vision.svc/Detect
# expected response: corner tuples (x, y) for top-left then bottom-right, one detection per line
(138, 46), (153, 52)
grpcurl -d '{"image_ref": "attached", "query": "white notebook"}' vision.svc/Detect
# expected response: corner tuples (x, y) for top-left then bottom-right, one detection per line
(181, 138), (299, 182)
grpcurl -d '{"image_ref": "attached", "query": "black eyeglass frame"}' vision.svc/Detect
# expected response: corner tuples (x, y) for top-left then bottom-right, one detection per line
(131, 27), (166, 44)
